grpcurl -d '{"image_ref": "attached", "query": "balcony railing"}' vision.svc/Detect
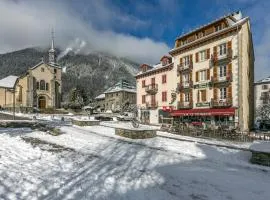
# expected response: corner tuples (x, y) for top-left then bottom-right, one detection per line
(210, 49), (232, 66)
(145, 84), (158, 94)
(177, 101), (193, 109)
(211, 73), (232, 84)
(146, 101), (158, 109)
(176, 81), (193, 93)
(177, 62), (193, 72)
(211, 98), (232, 108)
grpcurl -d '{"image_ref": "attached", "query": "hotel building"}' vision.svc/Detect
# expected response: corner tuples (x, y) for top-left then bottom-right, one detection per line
(136, 11), (255, 131)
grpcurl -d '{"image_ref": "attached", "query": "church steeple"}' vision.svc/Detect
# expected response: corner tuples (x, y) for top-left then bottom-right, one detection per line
(49, 29), (56, 64)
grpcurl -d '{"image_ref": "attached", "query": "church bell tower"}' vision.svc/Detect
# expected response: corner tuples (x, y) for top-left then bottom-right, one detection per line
(49, 29), (56, 64)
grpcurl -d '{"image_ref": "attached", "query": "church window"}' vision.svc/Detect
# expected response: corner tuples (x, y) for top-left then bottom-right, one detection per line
(41, 68), (44, 72)
(40, 80), (45, 90)
(46, 83), (49, 91)
(36, 82), (40, 90)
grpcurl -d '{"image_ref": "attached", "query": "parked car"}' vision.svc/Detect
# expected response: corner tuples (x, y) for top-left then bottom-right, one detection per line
(117, 112), (134, 121)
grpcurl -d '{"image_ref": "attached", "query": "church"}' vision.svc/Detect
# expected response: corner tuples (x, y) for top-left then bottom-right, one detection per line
(0, 35), (62, 111)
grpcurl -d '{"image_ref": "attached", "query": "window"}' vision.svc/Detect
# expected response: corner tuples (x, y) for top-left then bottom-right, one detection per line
(162, 75), (167, 84)
(215, 24), (222, 32)
(142, 95), (146, 104)
(183, 73), (190, 83)
(36, 82), (40, 90)
(151, 77), (155, 85)
(199, 50), (206, 62)
(262, 85), (268, 90)
(162, 92), (167, 102)
(162, 59), (168, 66)
(185, 93), (190, 102)
(40, 80), (45, 90)
(219, 65), (227, 77)
(200, 70), (207, 81)
(54, 69), (57, 74)
(183, 56), (190, 66)
(218, 43), (227, 56)
(142, 80), (146, 88)
(45, 83), (49, 91)
(182, 40), (187, 45)
(41, 68), (44, 72)
(220, 88), (227, 99)
(200, 90), (207, 102)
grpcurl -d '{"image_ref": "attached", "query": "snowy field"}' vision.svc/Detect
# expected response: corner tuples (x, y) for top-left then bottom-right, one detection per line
(1, 123), (270, 200)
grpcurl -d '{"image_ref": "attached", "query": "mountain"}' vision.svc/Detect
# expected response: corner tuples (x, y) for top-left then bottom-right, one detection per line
(0, 48), (139, 103)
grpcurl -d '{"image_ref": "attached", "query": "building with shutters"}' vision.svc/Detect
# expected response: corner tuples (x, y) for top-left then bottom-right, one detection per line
(136, 11), (255, 131)
(0, 33), (62, 111)
(136, 55), (176, 124)
(254, 76), (270, 109)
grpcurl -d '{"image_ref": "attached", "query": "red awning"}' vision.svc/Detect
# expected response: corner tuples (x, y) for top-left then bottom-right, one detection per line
(170, 108), (235, 117)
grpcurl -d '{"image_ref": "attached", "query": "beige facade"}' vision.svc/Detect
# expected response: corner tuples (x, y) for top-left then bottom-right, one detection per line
(0, 37), (62, 110)
(136, 12), (255, 131)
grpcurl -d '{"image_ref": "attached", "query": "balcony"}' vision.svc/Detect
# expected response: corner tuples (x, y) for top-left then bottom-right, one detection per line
(177, 101), (193, 109)
(145, 84), (158, 94)
(211, 98), (232, 108)
(176, 81), (193, 93)
(177, 62), (193, 72)
(146, 101), (158, 109)
(210, 49), (232, 66)
(211, 73), (232, 84)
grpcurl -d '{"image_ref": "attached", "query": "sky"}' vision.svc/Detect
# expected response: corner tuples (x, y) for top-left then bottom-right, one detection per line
(0, 0), (269, 80)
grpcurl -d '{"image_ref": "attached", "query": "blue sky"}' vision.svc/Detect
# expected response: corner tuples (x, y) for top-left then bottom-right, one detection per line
(0, 0), (269, 80)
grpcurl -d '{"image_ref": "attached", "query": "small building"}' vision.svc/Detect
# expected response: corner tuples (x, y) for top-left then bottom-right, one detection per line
(94, 93), (105, 112)
(95, 80), (136, 112)
(0, 35), (62, 111)
(254, 76), (270, 109)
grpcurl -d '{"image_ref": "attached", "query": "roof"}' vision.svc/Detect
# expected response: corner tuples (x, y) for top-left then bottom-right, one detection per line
(255, 76), (270, 84)
(30, 61), (62, 70)
(136, 62), (173, 77)
(0, 75), (18, 89)
(104, 80), (136, 94)
(175, 11), (242, 41)
(95, 93), (105, 100)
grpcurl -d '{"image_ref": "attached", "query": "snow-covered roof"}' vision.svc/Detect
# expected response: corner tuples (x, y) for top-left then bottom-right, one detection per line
(255, 76), (270, 84)
(104, 80), (136, 94)
(0, 75), (18, 89)
(136, 62), (173, 76)
(95, 93), (105, 100)
(30, 61), (61, 70)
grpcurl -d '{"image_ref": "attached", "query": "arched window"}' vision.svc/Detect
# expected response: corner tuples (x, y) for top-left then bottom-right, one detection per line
(40, 80), (45, 90)
(36, 82), (40, 90)
(46, 83), (49, 91)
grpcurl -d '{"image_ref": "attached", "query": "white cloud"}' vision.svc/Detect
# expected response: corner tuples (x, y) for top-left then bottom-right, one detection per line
(0, 0), (169, 64)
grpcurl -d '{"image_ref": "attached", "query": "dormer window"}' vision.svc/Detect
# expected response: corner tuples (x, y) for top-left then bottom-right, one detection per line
(162, 59), (168, 66)
(215, 24), (222, 32)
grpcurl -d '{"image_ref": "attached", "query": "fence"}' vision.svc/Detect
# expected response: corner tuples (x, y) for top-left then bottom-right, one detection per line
(161, 122), (270, 142)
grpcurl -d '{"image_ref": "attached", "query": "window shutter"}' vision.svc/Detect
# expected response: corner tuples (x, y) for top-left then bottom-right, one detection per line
(180, 74), (182, 84)
(165, 92), (167, 101)
(190, 54), (193, 63)
(180, 58), (183, 65)
(207, 69), (210, 80)
(213, 66), (217, 79)
(228, 85), (232, 100)
(196, 71), (199, 82)
(228, 41), (232, 58)
(228, 63), (232, 77)
(180, 93), (183, 102)
(207, 49), (210, 59)
(195, 53), (199, 62)
(227, 41), (232, 50)
(202, 90), (206, 102)
(189, 89), (193, 103)
(197, 91), (200, 102)
(190, 71), (192, 82)
(214, 88), (218, 100)
(213, 46), (217, 58)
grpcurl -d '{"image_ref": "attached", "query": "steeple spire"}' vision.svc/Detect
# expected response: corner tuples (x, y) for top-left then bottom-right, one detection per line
(49, 28), (56, 64)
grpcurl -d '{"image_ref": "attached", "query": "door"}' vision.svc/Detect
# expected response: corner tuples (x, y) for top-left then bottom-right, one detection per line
(38, 96), (46, 109)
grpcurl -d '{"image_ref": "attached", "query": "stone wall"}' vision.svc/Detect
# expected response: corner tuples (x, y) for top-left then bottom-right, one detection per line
(250, 151), (270, 167)
(115, 128), (156, 139)
(72, 119), (100, 126)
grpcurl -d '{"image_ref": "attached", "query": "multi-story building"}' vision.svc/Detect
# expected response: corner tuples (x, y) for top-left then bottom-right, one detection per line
(254, 76), (270, 109)
(136, 56), (177, 124)
(95, 79), (136, 112)
(136, 11), (255, 131)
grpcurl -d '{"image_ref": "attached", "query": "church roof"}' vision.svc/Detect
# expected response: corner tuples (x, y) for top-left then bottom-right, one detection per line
(0, 75), (19, 89)
(30, 60), (61, 70)
(104, 80), (136, 94)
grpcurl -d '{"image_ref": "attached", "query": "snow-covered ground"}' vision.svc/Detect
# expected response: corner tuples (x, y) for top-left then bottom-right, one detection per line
(1, 124), (270, 200)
